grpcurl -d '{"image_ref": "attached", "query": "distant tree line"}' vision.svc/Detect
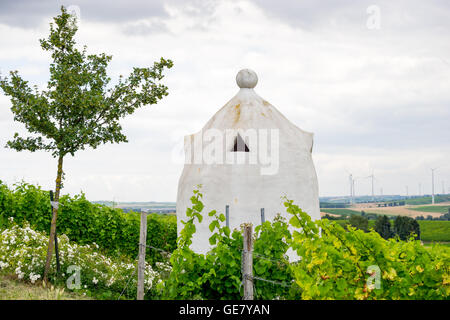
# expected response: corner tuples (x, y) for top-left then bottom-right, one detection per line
(374, 215), (421, 241)
(320, 202), (348, 208)
(360, 211), (379, 220)
(322, 214), (342, 220)
(415, 211), (450, 221)
(325, 213), (421, 241)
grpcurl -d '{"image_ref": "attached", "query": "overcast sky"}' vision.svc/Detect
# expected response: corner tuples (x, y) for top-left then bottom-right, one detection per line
(0, 0), (449, 201)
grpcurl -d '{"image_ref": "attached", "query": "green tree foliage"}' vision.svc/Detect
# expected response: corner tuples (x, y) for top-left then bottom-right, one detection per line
(285, 200), (449, 300)
(162, 189), (449, 300)
(2, 182), (449, 300)
(375, 215), (394, 239)
(394, 216), (421, 241)
(348, 214), (369, 232)
(366, 213), (379, 220)
(322, 214), (340, 221)
(0, 6), (173, 281)
(0, 220), (170, 300)
(161, 187), (300, 300)
(1, 7), (172, 157)
(0, 180), (176, 263)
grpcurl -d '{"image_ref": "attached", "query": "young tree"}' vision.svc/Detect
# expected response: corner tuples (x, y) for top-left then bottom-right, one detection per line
(347, 214), (369, 232)
(440, 212), (450, 221)
(374, 215), (393, 239)
(322, 214), (340, 221)
(0, 6), (173, 282)
(393, 216), (420, 240)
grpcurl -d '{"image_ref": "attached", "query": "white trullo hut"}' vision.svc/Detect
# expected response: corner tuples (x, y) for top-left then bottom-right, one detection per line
(176, 69), (320, 254)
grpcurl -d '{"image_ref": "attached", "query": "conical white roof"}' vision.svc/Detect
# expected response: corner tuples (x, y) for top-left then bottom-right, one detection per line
(201, 69), (313, 152)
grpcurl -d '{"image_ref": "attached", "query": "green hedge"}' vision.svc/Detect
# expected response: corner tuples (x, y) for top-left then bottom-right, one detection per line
(334, 219), (450, 242)
(0, 180), (177, 262)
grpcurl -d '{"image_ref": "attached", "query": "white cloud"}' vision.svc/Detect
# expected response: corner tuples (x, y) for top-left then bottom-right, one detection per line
(0, 0), (449, 200)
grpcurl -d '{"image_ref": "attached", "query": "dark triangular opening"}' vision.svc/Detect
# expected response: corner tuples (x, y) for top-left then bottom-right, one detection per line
(232, 134), (249, 152)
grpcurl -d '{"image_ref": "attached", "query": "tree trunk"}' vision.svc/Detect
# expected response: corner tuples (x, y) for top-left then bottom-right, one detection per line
(43, 155), (64, 283)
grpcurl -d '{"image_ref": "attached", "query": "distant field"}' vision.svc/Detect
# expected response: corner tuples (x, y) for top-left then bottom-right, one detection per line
(320, 208), (361, 216)
(405, 195), (450, 205)
(419, 221), (450, 241)
(408, 205), (450, 214)
(356, 205), (443, 218)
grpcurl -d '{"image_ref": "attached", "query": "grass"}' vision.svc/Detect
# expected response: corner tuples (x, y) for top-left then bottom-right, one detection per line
(405, 195), (450, 205)
(321, 208), (361, 216)
(408, 206), (450, 214)
(418, 221), (450, 241)
(0, 275), (92, 300)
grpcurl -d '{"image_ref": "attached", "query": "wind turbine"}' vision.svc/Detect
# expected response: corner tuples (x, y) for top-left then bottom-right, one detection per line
(431, 167), (438, 204)
(345, 169), (369, 205)
(352, 175), (367, 203)
(367, 171), (375, 202)
(361, 170), (377, 202)
(345, 169), (354, 205)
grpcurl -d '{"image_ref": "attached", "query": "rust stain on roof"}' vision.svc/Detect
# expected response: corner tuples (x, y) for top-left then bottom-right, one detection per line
(233, 103), (241, 124)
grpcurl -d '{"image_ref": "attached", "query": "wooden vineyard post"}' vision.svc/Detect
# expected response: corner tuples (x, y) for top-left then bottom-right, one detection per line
(242, 223), (254, 300)
(137, 211), (148, 300)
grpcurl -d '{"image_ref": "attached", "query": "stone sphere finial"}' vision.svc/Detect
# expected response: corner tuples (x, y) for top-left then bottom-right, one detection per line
(236, 69), (258, 89)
